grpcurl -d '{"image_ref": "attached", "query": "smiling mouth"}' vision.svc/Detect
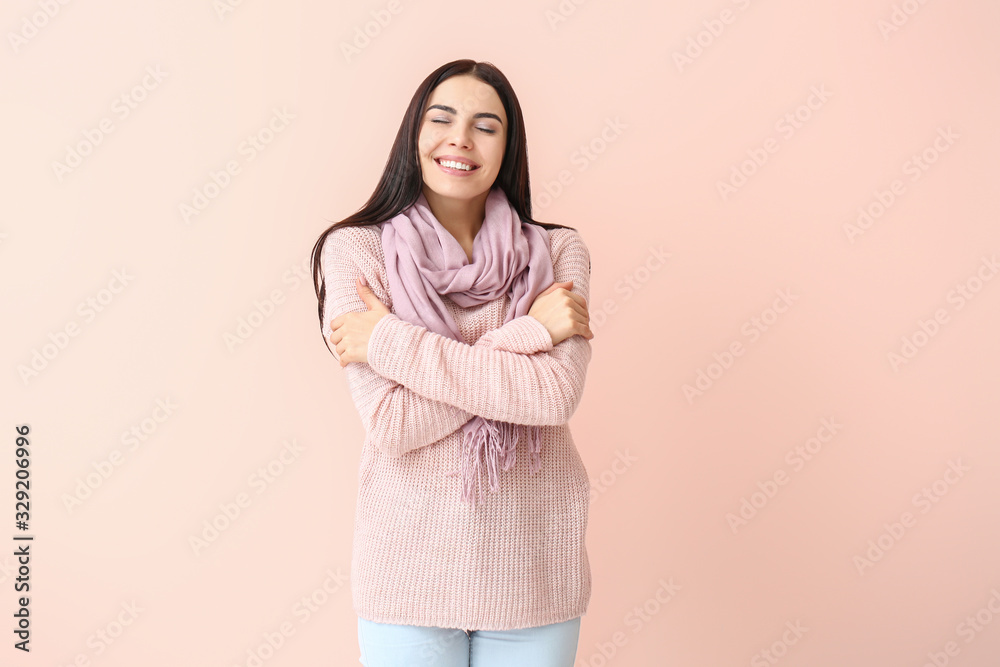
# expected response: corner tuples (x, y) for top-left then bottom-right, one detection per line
(434, 157), (480, 172)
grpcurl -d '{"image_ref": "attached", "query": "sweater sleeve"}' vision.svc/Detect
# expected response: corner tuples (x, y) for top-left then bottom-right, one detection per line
(320, 227), (555, 459)
(365, 229), (592, 426)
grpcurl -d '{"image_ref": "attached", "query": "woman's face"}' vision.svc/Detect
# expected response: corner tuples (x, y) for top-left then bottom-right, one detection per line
(417, 75), (508, 202)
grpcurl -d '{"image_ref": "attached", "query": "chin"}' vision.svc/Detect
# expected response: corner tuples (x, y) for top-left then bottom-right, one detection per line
(425, 180), (486, 198)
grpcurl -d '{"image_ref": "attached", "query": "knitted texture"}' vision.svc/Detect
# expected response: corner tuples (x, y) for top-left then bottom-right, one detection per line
(321, 223), (593, 631)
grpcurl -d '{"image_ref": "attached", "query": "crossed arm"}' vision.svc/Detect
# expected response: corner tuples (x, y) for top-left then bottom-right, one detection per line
(322, 225), (592, 459)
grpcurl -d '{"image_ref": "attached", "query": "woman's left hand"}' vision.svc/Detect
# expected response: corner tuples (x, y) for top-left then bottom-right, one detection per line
(328, 277), (391, 368)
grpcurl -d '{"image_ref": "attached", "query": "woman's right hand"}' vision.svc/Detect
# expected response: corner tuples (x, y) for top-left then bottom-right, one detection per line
(528, 280), (594, 346)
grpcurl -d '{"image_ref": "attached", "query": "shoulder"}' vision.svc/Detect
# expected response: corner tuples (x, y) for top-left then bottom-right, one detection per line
(327, 222), (382, 247)
(546, 226), (587, 248)
(544, 227), (591, 274)
(323, 223), (385, 264)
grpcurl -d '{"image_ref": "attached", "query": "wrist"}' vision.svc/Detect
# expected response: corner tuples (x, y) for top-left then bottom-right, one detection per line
(367, 313), (399, 369)
(522, 314), (555, 351)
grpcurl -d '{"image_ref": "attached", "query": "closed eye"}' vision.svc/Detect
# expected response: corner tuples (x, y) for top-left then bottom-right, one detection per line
(431, 119), (496, 134)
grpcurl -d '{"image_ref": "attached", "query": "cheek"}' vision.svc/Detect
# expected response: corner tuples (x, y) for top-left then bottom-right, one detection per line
(488, 145), (505, 168)
(417, 129), (437, 157)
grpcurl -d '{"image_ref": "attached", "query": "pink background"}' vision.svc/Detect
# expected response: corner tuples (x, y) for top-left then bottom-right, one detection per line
(4, 0), (1000, 665)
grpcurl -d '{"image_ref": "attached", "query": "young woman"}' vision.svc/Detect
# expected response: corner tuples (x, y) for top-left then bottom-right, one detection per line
(310, 59), (595, 667)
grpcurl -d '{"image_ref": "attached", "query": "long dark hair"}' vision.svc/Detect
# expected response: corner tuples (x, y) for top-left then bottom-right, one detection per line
(309, 58), (576, 342)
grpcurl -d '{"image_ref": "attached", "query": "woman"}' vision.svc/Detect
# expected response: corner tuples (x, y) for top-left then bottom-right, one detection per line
(310, 59), (595, 666)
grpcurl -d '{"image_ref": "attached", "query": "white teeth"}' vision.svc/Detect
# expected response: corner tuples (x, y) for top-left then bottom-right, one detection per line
(438, 159), (475, 171)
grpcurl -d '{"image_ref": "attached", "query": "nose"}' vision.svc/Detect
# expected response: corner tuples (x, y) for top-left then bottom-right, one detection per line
(447, 124), (473, 149)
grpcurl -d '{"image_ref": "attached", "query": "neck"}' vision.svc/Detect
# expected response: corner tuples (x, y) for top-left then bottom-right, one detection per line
(422, 186), (489, 247)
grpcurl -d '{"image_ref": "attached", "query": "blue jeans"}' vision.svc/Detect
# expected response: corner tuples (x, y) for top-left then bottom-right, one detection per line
(357, 616), (582, 666)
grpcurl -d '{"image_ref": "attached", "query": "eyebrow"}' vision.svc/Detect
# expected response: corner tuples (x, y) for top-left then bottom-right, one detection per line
(426, 104), (503, 125)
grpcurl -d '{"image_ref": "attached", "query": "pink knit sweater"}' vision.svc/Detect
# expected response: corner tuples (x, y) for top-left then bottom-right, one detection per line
(320, 222), (593, 631)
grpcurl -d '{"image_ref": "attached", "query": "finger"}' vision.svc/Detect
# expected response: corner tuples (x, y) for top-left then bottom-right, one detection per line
(573, 316), (594, 339)
(563, 292), (589, 317)
(356, 278), (372, 301)
(356, 279), (388, 312)
(557, 283), (583, 302)
(569, 308), (590, 327)
(540, 280), (573, 295)
(553, 280), (574, 292)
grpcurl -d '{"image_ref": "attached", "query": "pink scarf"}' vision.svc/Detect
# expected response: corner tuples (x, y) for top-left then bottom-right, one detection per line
(379, 186), (554, 507)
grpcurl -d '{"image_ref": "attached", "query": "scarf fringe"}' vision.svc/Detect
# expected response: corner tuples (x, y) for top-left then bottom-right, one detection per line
(445, 419), (543, 508)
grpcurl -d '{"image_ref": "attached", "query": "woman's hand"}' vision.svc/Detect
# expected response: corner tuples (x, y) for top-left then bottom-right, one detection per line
(528, 280), (594, 346)
(328, 277), (391, 368)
